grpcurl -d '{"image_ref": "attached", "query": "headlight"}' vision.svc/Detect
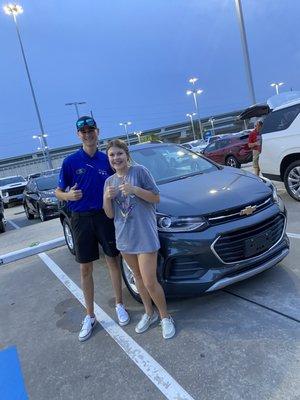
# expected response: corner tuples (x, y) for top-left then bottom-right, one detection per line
(261, 177), (279, 204)
(42, 197), (57, 205)
(156, 213), (208, 232)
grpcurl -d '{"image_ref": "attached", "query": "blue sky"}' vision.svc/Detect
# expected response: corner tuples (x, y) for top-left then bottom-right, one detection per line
(1, 0), (299, 159)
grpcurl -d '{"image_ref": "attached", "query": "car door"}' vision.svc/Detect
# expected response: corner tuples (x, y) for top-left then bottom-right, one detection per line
(202, 142), (218, 162)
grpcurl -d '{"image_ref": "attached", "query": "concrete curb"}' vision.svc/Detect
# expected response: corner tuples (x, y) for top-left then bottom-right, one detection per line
(0, 237), (65, 266)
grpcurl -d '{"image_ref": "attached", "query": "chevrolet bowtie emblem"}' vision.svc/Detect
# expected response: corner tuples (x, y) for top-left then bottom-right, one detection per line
(240, 205), (257, 216)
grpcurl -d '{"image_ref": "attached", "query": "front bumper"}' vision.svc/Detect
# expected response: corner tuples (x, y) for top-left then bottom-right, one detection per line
(158, 203), (289, 297)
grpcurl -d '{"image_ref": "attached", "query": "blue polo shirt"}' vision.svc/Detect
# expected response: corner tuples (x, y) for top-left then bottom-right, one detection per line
(58, 147), (113, 212)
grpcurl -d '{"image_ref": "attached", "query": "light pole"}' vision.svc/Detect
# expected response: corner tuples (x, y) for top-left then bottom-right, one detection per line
(209, 117), (215, 135)
(119, 122), (132, 145)
(134, 131), (142, 143)
(186, 113), (196, 141)
(65, 101), (86, 119)
(270, 82), (284, 95)
(234, 0), (256, 105)
(33, 134), (48, 164)
(186, 78), (203, 139)
(4, 3), (53, 169)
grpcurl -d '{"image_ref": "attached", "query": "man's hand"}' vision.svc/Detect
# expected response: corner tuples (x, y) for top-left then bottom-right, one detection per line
(105, 184), (118, 200)
(68, 183), (83, 201)
(119, 182), (136, 196)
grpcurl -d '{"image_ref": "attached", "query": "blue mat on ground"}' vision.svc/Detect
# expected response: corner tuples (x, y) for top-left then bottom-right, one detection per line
(0, 346), (28, 400)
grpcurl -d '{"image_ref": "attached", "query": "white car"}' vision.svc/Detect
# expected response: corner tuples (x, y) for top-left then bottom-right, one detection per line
(239, 97), (300, 201)
(0, 175), (27, 207)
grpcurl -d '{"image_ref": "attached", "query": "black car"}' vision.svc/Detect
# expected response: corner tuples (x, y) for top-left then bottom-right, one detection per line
(59, 143), (289, 301)
(0, 195), (6, 233)
(23, 174), (60, 222)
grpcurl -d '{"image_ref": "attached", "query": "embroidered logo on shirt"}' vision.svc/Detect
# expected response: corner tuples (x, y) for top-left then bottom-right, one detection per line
(98, 169), (109, 176)
(76, 168), (86, 175)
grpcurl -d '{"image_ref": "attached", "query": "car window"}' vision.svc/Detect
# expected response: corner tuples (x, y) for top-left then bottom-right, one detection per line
(262, 103), (300, 134)
(130, 144), (217, 183)
(205, 142), (216, 152)
(36, 174), (59, 191)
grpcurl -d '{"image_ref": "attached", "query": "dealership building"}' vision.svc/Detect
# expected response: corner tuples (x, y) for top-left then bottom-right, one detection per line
(0, 109), (250, 178)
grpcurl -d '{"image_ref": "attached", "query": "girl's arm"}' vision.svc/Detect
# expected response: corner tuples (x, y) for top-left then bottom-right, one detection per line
(103, 184), (117, 218)
(133, 186), (160, 203)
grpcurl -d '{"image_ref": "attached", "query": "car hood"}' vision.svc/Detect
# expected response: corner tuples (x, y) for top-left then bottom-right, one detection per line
(0, 182), (26, 190)
(157, 167), (272, 216)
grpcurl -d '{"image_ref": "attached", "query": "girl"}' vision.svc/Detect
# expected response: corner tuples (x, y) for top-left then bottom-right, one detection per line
(103, 139), (175, 339)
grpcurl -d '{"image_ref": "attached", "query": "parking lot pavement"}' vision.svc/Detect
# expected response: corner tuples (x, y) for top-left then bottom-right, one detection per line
(1, 242), (299, 400)
(1, 179), (300, 399)
(3, 205), (41, 230)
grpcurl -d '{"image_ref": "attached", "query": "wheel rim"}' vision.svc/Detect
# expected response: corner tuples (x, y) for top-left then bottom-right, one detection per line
(227, 157), (236, 167)
(64, 222), (74, 250)
(288, 166), (300, 199)
(122, 259), (139, 295)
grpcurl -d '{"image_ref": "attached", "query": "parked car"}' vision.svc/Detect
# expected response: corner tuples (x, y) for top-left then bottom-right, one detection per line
(0, 175), (27, 208)
(23, 174), (60, 222)
(202, 132), (252, 168)
(183, 136), (223, 153)
(239, 98), (300, 201)
(26, 172), (42, 181)
(0, 195), (6, 233)
(59, 143), (289, 301)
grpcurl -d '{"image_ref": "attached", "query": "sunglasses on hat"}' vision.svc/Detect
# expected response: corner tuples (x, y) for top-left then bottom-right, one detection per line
(76, 117), (97, 131)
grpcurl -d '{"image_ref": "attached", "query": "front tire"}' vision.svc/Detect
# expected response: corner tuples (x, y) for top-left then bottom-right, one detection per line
(63, 218), (75, 255)
(38, 205), (47, 222)
(120, 258), (142, 303)
(0, 218), (5, 233)
(225, 155), (241, 168)
(283, 160), (300, 201)
(24, 204), (34, 220)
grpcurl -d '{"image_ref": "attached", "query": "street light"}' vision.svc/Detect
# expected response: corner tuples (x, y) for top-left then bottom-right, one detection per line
(186, 113), (196, 141)
(270, 82), (284, 95)
(119, 122), (132, 145)
(134, 131), (142, 143)
(186, 77), (203, 139)
(65, 101), (86, 119)
(33, 134), (48, 163)
(4, 3), (53, 169)
(209, 117), (215, 135)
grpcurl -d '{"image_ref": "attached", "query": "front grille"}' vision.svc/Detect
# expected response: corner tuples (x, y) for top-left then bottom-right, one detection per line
(166, 257), (206, 281)
(7, 187), (25, 196)
(213, 213), (285, 263)
(207, 195), (272, 225)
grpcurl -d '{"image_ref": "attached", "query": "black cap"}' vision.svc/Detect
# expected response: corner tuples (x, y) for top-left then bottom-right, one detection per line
(76, 116), (97, 131)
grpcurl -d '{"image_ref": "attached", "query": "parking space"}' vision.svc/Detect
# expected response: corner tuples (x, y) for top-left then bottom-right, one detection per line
(1, 178), (299, 399)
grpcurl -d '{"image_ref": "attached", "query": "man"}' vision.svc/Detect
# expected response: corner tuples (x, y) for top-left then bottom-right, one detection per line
(55, 116), (130, 342)
(248, 120), (263, 176)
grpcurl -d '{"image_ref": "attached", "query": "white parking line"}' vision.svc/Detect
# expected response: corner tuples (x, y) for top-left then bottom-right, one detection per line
(287, 232), (300, 239)
(7, 219), (20, 229)
(39, 252), (196, 400)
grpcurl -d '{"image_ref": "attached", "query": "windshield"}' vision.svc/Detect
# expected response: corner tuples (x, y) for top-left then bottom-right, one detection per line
(36, 174), (59, 191)
(0, 176), (26, 186)
(130, 144), (217, 183)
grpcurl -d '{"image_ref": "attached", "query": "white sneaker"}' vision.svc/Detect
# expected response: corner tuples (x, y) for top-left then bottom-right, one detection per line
(135, 311), (158, 334)
(78, 315), (97, 342)
(115, 303), (130, 326)
(160, 316), (175, 339)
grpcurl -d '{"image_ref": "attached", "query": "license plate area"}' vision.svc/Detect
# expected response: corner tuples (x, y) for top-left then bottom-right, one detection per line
(244, 229), (274, 257)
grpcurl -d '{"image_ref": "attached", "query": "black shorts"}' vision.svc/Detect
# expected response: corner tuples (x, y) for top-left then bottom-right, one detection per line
(71, 210), (119, 263)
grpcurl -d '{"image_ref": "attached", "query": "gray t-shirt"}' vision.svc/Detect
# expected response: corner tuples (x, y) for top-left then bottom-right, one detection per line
(104, 165), (160, 254)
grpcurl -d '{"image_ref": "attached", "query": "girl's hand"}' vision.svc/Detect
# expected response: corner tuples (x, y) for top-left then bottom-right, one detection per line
(119, 182), (136, 196)
(105, 185), (118, 199)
